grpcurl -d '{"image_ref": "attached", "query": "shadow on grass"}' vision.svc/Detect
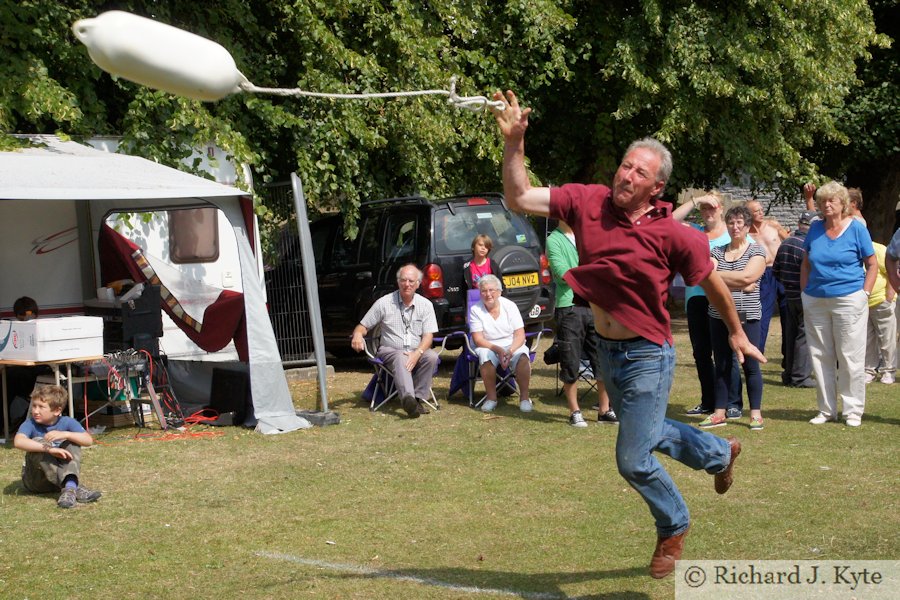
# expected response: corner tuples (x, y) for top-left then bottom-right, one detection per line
(331, 393), (581, 427)
(3, 480), (25, 495)
(256, 551), (653, 599)
(2, 479), (56, 504)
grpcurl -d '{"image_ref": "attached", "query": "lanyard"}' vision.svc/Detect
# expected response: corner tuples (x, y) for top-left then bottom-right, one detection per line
(396, 292), (414, 333)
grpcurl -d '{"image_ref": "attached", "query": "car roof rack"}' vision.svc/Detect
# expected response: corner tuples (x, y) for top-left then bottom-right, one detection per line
(360, 196), (431, 208)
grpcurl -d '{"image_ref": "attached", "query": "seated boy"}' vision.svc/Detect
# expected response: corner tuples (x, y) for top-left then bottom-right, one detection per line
(13, 384), (102, 509)
(3, 296), (52, 432)
(13, 295), (39, 321)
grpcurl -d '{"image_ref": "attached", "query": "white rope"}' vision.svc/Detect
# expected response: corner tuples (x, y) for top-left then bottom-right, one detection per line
(239, 75), (505, 112)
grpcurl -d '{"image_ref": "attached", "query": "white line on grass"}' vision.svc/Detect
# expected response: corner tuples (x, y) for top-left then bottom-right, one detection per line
(255, 551), (568, 599)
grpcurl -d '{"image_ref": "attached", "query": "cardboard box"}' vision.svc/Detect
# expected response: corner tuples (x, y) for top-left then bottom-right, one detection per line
(88, 411), (135, 428)
(0, 317), (103, 361)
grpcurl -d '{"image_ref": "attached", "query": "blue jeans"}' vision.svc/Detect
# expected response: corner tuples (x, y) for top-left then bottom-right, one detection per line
(597, 337), (733, 537)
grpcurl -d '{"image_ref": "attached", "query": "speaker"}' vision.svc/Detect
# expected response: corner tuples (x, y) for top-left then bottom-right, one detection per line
(207, 368), (250, 426)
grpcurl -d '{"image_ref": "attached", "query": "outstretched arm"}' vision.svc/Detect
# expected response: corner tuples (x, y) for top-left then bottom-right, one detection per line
(490, 90), (551, 216)
(699, 271), (767, 365)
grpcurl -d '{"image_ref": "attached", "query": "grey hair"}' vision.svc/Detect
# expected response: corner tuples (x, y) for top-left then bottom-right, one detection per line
(624, 137), (673, 191)
(396, 264), (423, 282)
(477, 274), (503, 291)
(815, 181), (851, 217)
(725, 205), (753, 226)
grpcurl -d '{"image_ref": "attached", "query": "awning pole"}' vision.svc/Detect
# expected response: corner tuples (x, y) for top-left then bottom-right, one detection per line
(290, 173), (329, 411)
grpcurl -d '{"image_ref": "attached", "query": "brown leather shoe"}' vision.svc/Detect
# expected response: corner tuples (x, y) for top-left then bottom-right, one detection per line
(649, 525), (690, 579)
(714, 436), (741, 494)
(401, 395), (420, 418)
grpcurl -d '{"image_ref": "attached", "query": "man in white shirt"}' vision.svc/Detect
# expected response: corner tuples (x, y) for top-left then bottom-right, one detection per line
(351, 264), (439, 417)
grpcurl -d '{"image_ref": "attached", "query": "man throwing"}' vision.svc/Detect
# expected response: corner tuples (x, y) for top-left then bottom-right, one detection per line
(491, 90), (765, 578)
(351, 264), (439, 418)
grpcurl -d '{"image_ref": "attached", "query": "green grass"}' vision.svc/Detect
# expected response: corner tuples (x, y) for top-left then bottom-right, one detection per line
(1, 317), (897, 599)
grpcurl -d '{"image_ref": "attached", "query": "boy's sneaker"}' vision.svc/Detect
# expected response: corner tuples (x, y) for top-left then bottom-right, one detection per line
(881, 372), (895, 385)
(698, 414), (727, 428)
(725, 408), (743, 419)
(864, 371), (876, 384)
(57, 487), (77, 509)
(598, 410), (619, 424)
(569, 411), (588, 428)
(684, 404), (712, 416)
(75, 486), (102, 503)
(519, 398), (533, 412)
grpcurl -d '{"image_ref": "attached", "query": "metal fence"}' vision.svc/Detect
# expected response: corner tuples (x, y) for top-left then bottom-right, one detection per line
(259, 182), (316, 365)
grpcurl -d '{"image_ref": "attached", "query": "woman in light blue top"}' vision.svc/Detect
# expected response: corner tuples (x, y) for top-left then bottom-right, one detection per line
(673, 192), (742, 417)
(801, 181), (876, 427)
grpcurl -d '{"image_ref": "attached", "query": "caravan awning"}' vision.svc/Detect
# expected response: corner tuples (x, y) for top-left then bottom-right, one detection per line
(0, 135), (244, 201)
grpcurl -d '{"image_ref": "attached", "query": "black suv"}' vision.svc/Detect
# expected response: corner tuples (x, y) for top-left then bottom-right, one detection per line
(268, 193), (555, 354)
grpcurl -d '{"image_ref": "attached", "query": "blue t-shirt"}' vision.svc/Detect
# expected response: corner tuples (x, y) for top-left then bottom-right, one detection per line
(684, 223), (732, 303)
(17, 415), (85, 447)
(803, 219), (874, 298)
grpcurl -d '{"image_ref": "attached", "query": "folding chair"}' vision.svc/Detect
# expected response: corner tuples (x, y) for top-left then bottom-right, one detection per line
(360, 335), (443, 412)
(549, 341), (598, 402)
(447, 289), (547, 408)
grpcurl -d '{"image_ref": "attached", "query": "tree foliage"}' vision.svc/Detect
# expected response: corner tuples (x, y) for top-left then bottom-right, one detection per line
(526, 1), (887, 200)
(805, 0), (899, 242)
(1, 0), (576, 238)
(0, 1), (890, 239)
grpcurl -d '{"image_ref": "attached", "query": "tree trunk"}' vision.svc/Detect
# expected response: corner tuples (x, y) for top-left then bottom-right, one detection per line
(848, 153), (900, 244)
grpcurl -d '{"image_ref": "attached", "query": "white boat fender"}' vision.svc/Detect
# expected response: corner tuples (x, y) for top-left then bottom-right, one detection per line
(72, 10), (247, 102)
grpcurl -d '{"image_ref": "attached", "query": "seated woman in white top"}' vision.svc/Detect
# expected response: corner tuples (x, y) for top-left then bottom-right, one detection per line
(469, 274), (532, 413)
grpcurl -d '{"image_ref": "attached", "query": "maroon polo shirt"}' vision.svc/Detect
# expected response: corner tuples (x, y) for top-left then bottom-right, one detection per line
(550, 183), (713, 346)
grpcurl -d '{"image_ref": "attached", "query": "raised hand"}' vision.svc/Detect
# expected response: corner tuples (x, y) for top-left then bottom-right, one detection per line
(491, 90), (532, 141)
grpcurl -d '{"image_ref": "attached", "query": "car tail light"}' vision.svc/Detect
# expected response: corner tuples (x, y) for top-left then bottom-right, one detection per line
(540, 253), (552, 285)
(421, 263), (444, 299)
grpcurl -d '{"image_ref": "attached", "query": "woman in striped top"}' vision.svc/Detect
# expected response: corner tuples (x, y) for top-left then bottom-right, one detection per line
(700, 205), (768, 430)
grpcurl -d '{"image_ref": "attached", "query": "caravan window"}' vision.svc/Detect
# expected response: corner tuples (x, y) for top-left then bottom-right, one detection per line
(169, 208), (219, 263)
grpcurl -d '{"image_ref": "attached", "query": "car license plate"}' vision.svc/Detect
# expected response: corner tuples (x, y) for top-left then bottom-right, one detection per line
(502, 272), (538, 289)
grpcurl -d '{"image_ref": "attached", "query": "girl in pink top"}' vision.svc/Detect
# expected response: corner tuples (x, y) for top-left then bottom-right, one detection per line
(465, 234), (494, 288)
